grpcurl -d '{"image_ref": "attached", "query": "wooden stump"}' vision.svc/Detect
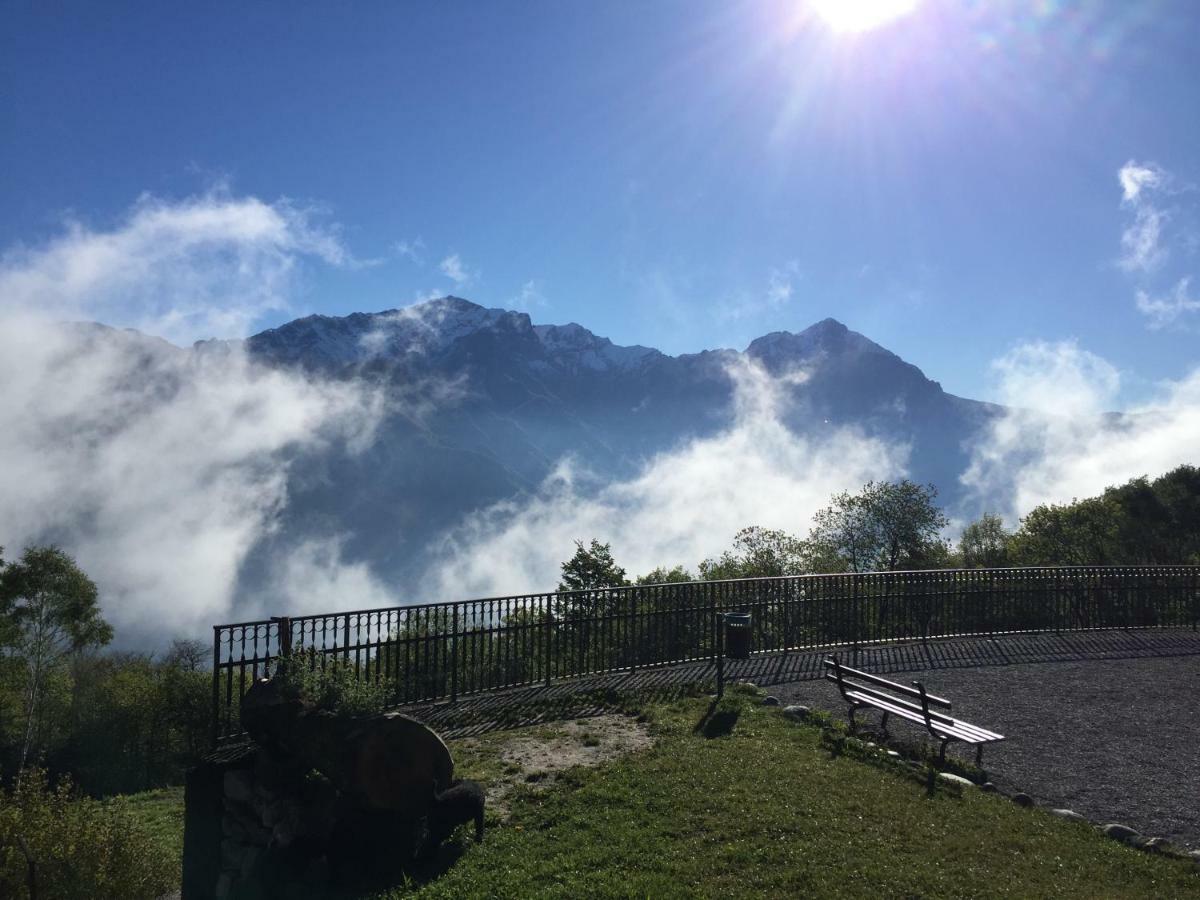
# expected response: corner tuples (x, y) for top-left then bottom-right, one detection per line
(240, 677), (453, 817)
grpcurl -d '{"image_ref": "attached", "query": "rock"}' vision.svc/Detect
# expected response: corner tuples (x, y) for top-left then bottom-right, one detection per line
(222, 807), (271, 845)
(1142, 837), (1174, 854)
(761, 695), (781, 707)
(1187, 849), (1200, 864)
(886, 750), (901, 758)
(223, 769), (255, 806)
(782, 705), (810, 720)
(1012, 793), (1035, 807)
(261, 797), (284, 829)
(214, 872), (235, 900)
(220, 838), (248, 872)
(937, 772), (975, 788)
(979, 782), (997, 793)
(240, 845), (262, 879)
(1102, 823), (1141, 844)
(1049, 809), (1087, 823)
(734, 680), (758, 691)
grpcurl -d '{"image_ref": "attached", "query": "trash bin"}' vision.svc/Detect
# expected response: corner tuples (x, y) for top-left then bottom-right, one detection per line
(724, 612), (751, 660)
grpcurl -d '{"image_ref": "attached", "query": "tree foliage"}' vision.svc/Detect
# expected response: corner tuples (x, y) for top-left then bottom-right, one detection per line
(635, 565), (695, 585)
(958, 513), (1011, 568)
(557, 540), (629, 593)
(1008, 466), (1200, 566)
(0, 768), (176, 899)
(698, 527), (806, 580)
(0, 547), (112, 774)
(805, 480), (949, 573)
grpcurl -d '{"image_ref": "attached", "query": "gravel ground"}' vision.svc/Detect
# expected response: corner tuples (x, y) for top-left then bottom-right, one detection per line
(772, 647), (1200, 850)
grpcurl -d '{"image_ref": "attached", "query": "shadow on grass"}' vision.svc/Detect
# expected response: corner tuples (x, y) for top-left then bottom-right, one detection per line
(813, 719), (971, 800)
(250, 813), (478, 899)
(694, 693), (746, 738)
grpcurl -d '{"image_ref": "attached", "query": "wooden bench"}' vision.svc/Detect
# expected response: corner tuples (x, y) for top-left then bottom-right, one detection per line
(823, 655), (1005, 767)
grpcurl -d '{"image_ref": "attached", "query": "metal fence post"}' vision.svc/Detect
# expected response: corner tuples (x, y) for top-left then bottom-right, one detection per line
(852, 574), (861, 668)
(451, 605), (459, 704)
(211, 626), (221, 748)
(273, 616), (292, 658)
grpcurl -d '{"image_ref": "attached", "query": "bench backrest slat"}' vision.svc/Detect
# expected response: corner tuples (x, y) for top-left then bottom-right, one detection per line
(823, 657), (951, 709)
(822, 675), (958, 723)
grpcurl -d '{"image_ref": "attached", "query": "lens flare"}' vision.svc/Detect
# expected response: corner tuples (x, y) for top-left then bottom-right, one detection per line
(809, 0), (919, 33)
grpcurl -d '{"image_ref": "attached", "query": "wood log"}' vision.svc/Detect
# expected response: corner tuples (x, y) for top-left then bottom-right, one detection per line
(240, 678), (453, 817)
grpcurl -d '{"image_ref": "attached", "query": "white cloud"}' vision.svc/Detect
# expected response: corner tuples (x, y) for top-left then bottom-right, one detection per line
(422, 358), (907, 597)
(0, 190), (354, 345)
(717, 261), (801, 322)
(961, 339), (1200, 523)
(395, 237), (426, 264)
(766, 262), (798, 307)
(1118, 161), (1166, 205)
(0, 190), (400, 644)
(1135, 277), (1199, 329)
(0, 315), (386, 643)
(512, 279), (547, 310)
(261, 536), (397, 618)
(1119, 206), (1167, 273)
(439, 253), (473, 287)
(1117, 160), (1200, 324)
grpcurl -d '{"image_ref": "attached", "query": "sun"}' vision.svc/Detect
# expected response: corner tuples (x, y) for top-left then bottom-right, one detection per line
(809, 0), (919, 33)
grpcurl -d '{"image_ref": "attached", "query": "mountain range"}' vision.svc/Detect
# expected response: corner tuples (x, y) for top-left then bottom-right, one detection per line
(210, 297), (998, 587)
(42, 297), (1004, 613)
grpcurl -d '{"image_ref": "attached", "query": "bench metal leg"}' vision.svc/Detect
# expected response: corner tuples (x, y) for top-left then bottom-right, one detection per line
(847, 704), (858, 733)
(879, 712), (890, 737)
(975, 744), (984, 768)
(938, 739), (950, 766)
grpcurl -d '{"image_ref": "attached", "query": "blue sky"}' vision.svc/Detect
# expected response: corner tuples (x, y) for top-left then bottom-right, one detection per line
(3, 0), (1199, 405)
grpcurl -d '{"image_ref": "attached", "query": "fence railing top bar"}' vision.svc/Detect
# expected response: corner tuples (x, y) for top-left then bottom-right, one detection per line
(213, 618), (275, 631)
(211, 564), (1200, 634)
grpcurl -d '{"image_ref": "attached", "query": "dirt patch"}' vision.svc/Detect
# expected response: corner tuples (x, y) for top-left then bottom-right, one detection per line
(456, 714), (654, 818)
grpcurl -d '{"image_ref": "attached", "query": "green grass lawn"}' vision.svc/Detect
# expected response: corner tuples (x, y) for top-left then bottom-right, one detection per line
(401, 687), (1199, 899)
(124, 689), (1200, 899)
(121, 785), (186, 865)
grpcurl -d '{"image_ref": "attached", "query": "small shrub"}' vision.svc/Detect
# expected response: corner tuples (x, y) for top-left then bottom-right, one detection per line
(272, 650), (391, 717)
(0, 769), (176, 900)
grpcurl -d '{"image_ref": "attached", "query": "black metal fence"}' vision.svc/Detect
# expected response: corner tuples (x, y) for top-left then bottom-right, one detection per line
(211, 565), (1200, 744)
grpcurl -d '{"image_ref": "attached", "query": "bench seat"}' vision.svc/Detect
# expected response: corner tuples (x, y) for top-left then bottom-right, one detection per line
(840, 689), (1003, 744)
(823, 655), (1005, 767)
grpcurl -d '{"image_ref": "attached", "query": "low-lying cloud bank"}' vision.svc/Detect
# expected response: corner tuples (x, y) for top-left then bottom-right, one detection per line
(962, 340), (1200, 523)
(0, 191), (394, 644)
(424, 359), (909, 598)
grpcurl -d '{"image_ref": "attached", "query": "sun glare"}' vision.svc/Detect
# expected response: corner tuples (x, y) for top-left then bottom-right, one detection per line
(809, 0), (919, 33)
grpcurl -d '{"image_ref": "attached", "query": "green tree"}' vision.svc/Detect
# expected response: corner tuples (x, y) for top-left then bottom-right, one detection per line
(555, 539), (629, 625)
(1007, 497), (1121, 566)
(635, 565), (694, 585)
(698, 526), (806, 580)
(958, 513), (1011, 568)
(804, 480), (949, 573)
(557, 540), (629, 592)
(1147, 465), (1200, 562)
(0, 547), (112, 774)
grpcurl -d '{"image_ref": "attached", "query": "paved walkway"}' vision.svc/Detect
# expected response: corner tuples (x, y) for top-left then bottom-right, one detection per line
(402, 629), (1200, 732)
